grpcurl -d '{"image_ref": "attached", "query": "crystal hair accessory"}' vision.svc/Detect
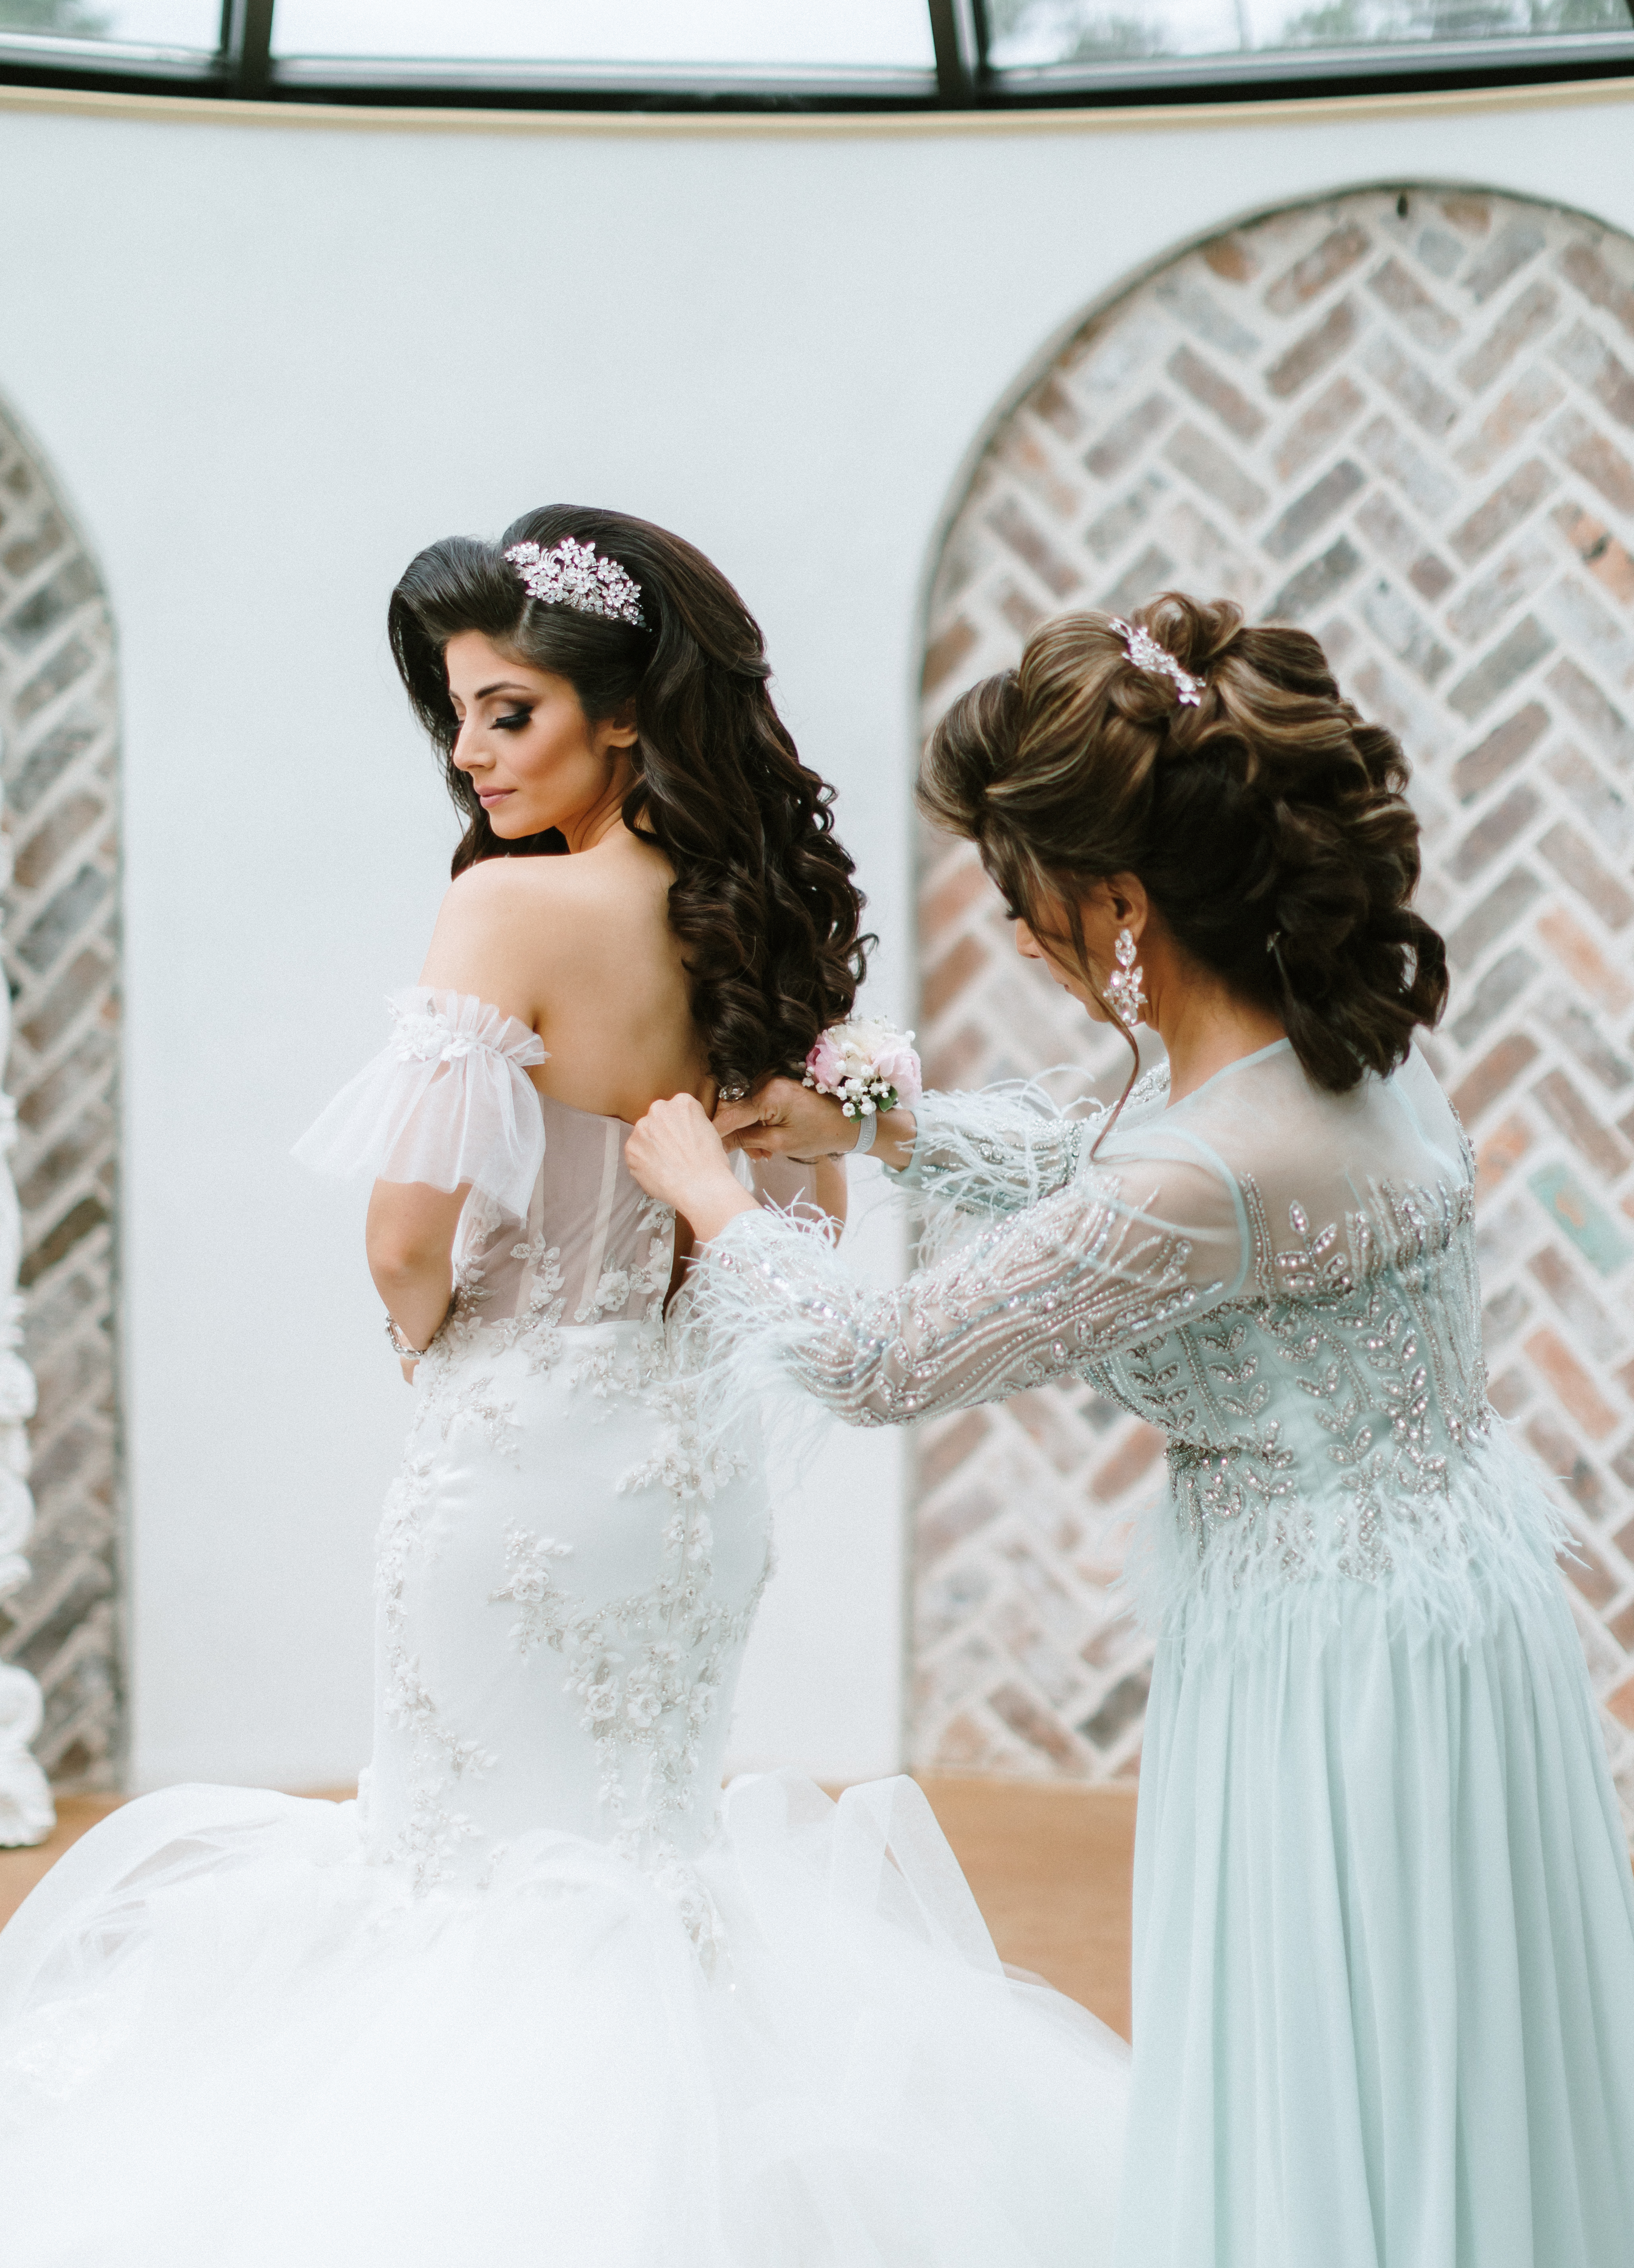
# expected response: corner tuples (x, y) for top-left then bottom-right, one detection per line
(1106, 926), (1147, 1028)
(803, 1018), (923, 1144)
(1110, 617), (1204, 707)
(504, 536), (647, 628)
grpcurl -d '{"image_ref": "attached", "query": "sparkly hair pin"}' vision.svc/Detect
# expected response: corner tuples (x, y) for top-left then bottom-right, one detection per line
(504, 535), (647, 628)
(1110, 617), (1204, 707)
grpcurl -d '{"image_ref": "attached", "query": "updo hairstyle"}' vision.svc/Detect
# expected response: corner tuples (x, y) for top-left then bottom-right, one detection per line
(920, 593), (1448, 1095)
(389, 504), (868, 1098)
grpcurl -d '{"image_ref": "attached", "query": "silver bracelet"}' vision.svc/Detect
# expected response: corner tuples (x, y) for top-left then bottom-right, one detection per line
(852, 1108), (878, 1157)
(385, 1292), (455, 1360)
(385, 1314), (426, 1359)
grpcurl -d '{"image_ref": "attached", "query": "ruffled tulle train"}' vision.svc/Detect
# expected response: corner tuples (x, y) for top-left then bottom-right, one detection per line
(0, 1771), (1128, 2268)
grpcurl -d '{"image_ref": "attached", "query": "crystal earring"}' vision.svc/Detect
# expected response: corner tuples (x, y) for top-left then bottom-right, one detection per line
(1106, 927), (1146, 1028)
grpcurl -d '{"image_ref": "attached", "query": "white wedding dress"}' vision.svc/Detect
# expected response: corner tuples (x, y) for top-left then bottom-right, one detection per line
(0, 990), (1127, 2268)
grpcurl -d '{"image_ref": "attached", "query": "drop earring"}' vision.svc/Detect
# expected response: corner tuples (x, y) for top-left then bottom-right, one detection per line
(1106, 927), (1146, 1028)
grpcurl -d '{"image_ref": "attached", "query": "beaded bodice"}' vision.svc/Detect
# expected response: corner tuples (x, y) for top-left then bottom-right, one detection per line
(696, 1042), (1553, 1629)
(1088, 1164), (1490, 1601)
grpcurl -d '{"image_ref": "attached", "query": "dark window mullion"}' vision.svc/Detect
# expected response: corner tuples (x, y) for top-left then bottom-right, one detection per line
(223, 0), (274, 94)
(928, 0), (982, 102)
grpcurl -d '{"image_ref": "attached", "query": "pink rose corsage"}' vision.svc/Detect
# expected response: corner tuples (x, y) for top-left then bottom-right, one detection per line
(803, 1017), (922, 1122)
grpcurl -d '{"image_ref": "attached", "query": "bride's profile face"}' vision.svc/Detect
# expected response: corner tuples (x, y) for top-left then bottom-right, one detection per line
(444, 630), (636, 841)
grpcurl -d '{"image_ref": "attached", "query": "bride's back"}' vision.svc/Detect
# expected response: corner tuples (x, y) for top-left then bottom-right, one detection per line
(419, 827), (709, 1125)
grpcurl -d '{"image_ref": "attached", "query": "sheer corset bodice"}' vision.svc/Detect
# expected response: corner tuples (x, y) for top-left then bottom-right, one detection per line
(457, 1092), (674, 1339)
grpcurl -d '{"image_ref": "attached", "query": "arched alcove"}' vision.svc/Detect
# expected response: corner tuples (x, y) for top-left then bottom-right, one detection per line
(0, 406), (121, 1794)
(916, 185), (1634, 1815)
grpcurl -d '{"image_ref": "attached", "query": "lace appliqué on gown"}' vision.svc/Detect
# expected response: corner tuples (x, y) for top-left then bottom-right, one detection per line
(374, 1454), (493, 1893)
(296, 993), (782, 1953)
(491, 1503), (769, 1966)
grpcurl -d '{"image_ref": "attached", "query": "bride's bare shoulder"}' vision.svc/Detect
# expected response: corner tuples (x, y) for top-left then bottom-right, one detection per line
(418, 842), (673, 1017)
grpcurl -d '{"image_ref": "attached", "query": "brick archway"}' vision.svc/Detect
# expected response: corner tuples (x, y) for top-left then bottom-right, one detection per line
(915, 185), (1634, 1815)
(0, 405), (121, 1796)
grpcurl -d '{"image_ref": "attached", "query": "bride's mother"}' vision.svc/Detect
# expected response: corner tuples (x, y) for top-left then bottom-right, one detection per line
(630, 593), (1634, 2268)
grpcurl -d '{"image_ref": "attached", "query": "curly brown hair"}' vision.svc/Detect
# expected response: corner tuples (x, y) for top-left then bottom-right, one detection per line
(389, 505), (869, 1097)
(920, 592), (1447, 1095)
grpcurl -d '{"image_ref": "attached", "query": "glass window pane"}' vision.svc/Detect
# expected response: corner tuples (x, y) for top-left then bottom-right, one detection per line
(272, 0), (935, 68)
(0, 0), (220, 45)
(986, 0), (1634, 67)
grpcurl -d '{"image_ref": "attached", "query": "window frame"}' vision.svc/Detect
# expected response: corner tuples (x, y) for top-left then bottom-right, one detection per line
(0, 0), (1628, 111)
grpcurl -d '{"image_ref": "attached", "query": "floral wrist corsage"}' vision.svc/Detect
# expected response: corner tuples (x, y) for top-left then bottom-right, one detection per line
(803, 1018), (922, 1156)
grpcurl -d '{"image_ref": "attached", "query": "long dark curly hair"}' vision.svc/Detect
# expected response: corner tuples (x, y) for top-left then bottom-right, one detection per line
(921, 592), (1447, 1096)
(389, 505), (868, 1095)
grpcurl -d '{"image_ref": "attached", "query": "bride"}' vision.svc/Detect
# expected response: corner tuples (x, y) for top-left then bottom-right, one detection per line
(0, 507), (1126, 2266)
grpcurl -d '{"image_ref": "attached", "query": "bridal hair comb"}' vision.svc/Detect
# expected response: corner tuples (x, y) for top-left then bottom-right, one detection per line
(1109, 617), (1204, 707)
(504, 536), (647, 628)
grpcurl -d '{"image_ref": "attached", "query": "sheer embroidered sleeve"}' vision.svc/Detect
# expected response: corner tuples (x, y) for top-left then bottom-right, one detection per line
(690, 1123), (1245, 1427)
(893, 1067), (1170, 1222)
(293, 988), (548, 1220)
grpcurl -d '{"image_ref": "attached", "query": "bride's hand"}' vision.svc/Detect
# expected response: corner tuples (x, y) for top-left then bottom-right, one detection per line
(626, 1095), (760, 1242)
(715, 1077), (918, 1172)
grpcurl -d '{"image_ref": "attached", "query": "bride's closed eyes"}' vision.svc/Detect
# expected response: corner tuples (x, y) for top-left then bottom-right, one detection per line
(493, 708), (534, 732)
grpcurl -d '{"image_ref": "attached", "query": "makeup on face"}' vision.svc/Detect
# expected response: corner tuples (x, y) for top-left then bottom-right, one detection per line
(445, 641), (591, 837)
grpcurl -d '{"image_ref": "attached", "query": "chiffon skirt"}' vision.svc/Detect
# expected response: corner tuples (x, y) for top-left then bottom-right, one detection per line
(0, 1769), (1128, 2268)
(1117, 1553), (1634, 2268)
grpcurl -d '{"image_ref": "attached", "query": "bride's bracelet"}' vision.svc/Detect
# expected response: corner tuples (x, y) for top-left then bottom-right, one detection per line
(803, 1018), (921, 1152)
(385, 1293), (456, 1360)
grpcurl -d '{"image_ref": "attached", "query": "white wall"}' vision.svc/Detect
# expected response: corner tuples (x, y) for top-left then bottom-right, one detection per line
(0, 74), (1628, 1789)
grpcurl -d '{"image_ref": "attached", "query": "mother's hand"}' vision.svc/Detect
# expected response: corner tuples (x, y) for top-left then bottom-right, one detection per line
(716, 1077), (918, 1173)
(626, 1095), (759, 1243)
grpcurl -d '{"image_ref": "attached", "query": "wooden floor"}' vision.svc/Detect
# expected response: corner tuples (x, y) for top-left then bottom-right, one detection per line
(919, 1775), (1136, 2038)
(0, 1793), (126, 1926)
(0, 1776), (1138, 2040)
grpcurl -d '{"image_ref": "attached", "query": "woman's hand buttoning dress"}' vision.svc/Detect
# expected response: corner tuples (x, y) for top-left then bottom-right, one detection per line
(635, 595), (1634, 2268)
(0, 513), (1128, 2268)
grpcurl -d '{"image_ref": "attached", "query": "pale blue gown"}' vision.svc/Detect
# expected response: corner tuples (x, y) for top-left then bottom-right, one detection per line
(693, 1038), (1634, 2267)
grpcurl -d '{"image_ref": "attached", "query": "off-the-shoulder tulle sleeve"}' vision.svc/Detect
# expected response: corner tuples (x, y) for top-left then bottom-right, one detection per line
(893, 1066), (1171, 1231)
(687, 1125), (1245, 1429)
(293, 989), (548, 1220)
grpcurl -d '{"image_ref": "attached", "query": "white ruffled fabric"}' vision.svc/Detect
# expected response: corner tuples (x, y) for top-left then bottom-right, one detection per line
(0, 1774), (1129, 2268)
(292, 988), (547, 1219)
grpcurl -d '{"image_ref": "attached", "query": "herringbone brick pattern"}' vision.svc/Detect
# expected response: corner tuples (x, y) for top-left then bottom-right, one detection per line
(916, 188), (1634, 1813)
(0, 409), (121, 1792)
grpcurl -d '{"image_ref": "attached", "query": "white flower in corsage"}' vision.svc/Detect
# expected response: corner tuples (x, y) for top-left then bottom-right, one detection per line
(804, 1018), (922, 1156)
